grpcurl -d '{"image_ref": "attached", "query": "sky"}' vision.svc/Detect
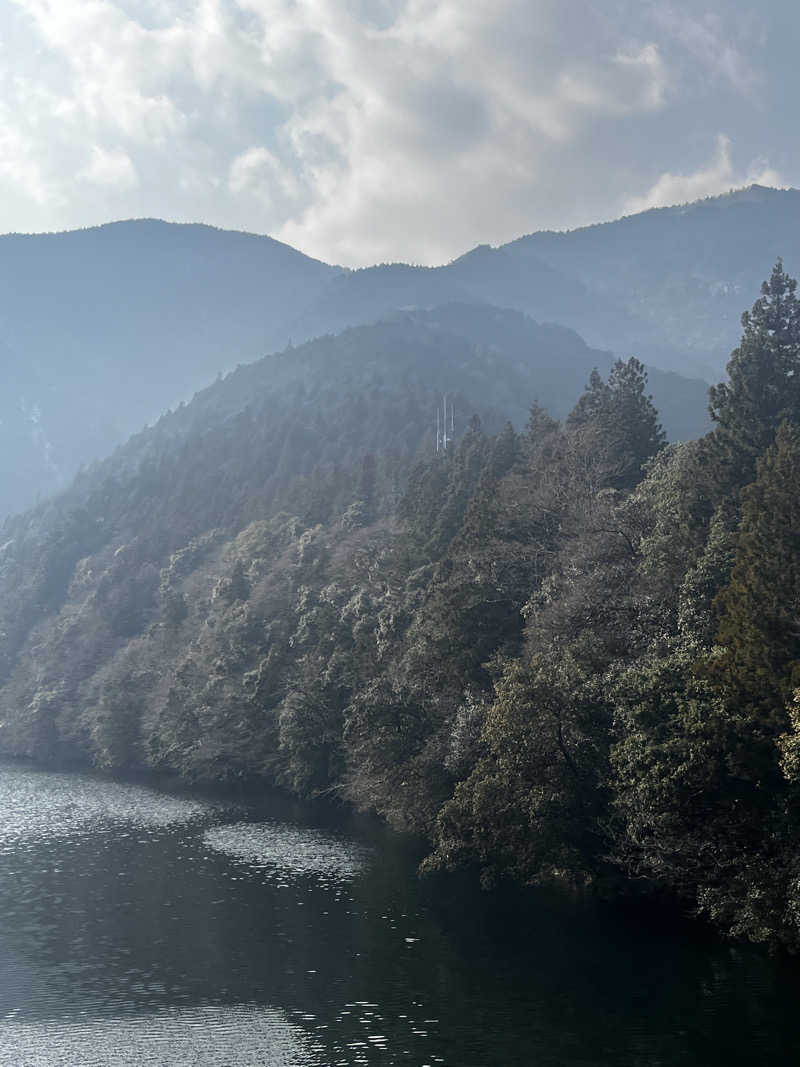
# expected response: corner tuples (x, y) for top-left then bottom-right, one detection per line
(0, 0), (797, 266)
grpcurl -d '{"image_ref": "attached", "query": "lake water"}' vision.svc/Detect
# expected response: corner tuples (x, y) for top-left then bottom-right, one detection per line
(1, 761), (799, 1066)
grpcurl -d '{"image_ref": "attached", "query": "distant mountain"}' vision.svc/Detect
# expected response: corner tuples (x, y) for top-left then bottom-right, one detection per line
(0, 304), (695, 769)
(94, 304), (710, 498)
(0, 220), (340, 515)
(396, 304), (709, 444)
(5, 305), (707, 526)
(5, 185), (797, 513)
(501, 185), (800, 376)
(298, 185), (800, 382)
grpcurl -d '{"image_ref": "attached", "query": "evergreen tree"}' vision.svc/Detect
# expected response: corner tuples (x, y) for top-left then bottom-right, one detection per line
(429, 653), (611, 887)
(710, 422), (800, 758)
(709, 259), (800, 488)
(568, 358), (665, 490)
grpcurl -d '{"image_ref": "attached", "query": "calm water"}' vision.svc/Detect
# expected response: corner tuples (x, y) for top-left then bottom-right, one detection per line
(1, 762), (799, 1066)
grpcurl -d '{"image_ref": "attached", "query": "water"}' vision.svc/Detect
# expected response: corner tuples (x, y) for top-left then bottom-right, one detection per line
(1, 762), (799, 1066)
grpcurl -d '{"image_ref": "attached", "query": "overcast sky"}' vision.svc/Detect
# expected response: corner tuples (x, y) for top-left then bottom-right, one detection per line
(0, 0), (797, 265)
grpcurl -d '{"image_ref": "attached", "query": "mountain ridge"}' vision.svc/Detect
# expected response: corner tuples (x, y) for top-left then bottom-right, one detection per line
(3, 184), (799, 514)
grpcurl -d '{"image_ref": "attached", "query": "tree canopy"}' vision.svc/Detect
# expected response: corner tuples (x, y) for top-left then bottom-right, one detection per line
(2, 267), (800, 949)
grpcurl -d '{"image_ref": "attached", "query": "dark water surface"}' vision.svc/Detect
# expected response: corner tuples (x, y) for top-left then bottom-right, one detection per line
(1, 762), (799, 1066)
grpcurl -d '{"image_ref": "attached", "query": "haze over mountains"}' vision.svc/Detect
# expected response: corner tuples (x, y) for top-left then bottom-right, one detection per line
(1, 183), (798, 516)
(5, 190), (800, 952)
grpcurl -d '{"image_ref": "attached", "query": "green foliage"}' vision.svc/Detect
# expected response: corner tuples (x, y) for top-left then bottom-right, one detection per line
(709, 260), (800, 488)
(567, 357), (666, 490)
(710, 422), (800, 750)
(608, 647), (800, 946)
(610, 648), (730, 890)
(429, 654), (610, 888)
(5, 267), (800, 950)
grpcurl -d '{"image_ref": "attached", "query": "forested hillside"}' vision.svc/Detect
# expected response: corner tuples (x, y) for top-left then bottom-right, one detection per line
(0, 221), (339, 516)
(3, 184), (799, 515)
(501, 184), (800, 376)
(298, 185), (800, 381)
(2, 264), (800, 949)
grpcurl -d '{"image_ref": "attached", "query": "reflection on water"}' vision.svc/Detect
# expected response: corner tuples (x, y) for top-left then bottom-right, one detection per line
(204, 821), (373, 886)
(0, 764), (210, 850)
(0, 1005), (321, 1067)
(1, 760), (800, 1066)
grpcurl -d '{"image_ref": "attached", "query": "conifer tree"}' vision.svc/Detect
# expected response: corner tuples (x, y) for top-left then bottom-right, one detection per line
(711, 421), (800, 754)
(568, 358), (665, 490)
(709, 259), (800, 488)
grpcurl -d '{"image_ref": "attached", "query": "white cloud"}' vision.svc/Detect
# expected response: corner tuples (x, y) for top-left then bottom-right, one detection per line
(78, 145), (139, 188)
(0, 109), (53, 206)
(258, 0), (676, 261)
(652, 5), (763, 94)
(623, 134), (784, 215)
(559, 44), (669, 117)
(0, 0), (794, 261)
(228, 145), (303, 223)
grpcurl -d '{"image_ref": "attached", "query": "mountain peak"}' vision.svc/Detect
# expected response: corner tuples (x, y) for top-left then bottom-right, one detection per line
(684, 183), (796, 211)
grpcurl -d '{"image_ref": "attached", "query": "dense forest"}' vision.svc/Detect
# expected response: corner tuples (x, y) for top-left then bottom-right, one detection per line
(2, 264), (800, 950)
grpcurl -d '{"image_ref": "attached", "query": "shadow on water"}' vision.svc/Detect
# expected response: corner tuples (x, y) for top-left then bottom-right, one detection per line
(1, 759), (799, 1066)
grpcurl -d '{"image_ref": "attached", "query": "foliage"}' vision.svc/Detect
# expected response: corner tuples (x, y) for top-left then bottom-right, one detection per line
(3, 266), (800, 951)
(708, 260), (800, 489)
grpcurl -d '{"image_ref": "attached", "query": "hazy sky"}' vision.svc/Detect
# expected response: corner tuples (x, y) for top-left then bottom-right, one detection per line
(1, 0), (797, 265)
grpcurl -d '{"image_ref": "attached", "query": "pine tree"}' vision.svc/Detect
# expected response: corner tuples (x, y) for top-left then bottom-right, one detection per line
(568, 358), (665, 490)
(709, 259), (800, 489)
(711, 422), (800, 754)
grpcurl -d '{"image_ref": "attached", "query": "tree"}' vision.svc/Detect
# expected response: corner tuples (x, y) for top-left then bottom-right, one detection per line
(609, 646), (800, 947)
(709, 259), (800, 489)
(428, 653), (611, 888)
(568, 358), (665, 490)
(709, 422), (800, 764)
(610, 649), (733, 895)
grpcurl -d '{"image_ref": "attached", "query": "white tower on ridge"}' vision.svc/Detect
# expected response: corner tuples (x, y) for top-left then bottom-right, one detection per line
(436, 395), (455, 454)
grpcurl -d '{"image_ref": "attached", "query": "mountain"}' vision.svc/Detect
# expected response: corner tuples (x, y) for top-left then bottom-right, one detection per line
(0, 220), (340, 515)
(501, 184), (800, 376)
(13, 303), (706, 502)
(299, 185), (800, 382)
(0, 303), (673, 776)
(4, 258), (800, 952)
(4, 185), (798, 514)
(77, 303), (709, 500)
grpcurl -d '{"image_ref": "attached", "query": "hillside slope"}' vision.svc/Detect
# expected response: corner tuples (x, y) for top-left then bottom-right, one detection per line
(0, 305), (703, 715)
(4, 266), (800, 952)
(0, 220), (340, 515)
(301, 186), (800, 382)
(6, 186), (796, 513)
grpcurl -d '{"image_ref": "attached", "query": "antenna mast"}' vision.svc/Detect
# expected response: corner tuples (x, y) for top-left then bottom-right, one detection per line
(436, 394), (455, 454)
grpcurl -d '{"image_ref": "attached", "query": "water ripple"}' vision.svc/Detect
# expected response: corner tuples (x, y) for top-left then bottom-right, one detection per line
(203, 821), (372, 885)
(0, 1004), (323, 1066)
(0, 764), (211, 850)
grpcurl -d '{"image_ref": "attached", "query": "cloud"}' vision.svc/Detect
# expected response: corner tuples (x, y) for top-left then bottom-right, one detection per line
(652, 4), (763, 94)
(623, 134), (784, 215)
(261, 0), (675, 261)
(558, 44), (668, 117)
(0, 108), (53, 207)
(78, 145), (139, 189)
(228, 145), (302, 217)
(0, 0), (794, 262)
